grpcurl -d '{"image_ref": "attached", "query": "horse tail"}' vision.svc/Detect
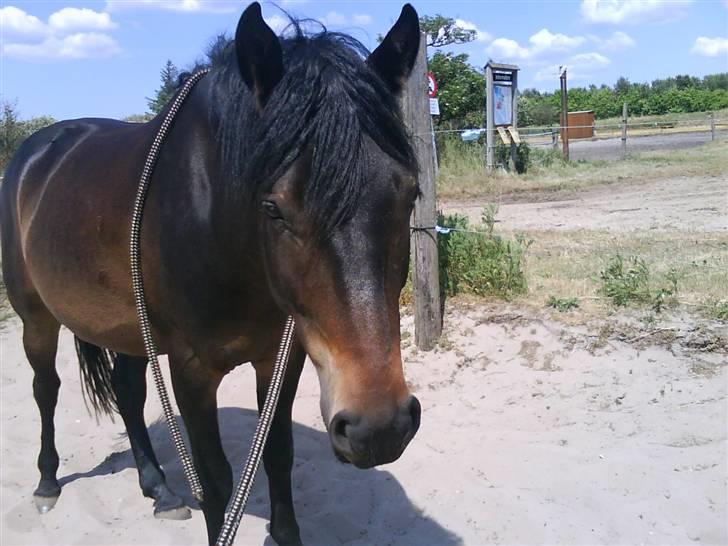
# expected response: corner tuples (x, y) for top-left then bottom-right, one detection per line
(74, 336), (118, 417)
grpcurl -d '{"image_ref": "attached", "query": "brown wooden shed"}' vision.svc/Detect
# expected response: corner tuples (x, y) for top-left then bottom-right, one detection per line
(560, 110), (595, 140)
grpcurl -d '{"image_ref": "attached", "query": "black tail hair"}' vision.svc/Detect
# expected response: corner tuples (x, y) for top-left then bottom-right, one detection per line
(74, 336), (118, 417)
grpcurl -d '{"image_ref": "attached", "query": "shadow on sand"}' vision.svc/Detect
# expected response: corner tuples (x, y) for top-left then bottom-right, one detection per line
(60, 407), (461, 545)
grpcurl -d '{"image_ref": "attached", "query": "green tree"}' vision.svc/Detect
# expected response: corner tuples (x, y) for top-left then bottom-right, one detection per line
(147, 60), (179, 115)
(419, 15), (476, 48)
(428, 51), (484, 125)
(1, 101), (56, 173)
(1, 101), (23, 171)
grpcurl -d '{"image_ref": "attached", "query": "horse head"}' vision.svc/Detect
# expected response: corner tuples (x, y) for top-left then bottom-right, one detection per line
(235, 3), (421, 469)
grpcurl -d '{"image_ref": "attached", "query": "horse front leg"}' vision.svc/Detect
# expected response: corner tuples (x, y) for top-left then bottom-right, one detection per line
(168, 354), (231, 545)
(253, 340), (306, 546)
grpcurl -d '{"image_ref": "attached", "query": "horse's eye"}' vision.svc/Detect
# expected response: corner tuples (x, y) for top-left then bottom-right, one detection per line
(261, 200), (283, 220)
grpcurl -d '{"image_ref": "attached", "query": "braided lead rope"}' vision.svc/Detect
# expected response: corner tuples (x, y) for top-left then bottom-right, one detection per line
(130, 69), (210, 502)
(216, 316), (296, 546)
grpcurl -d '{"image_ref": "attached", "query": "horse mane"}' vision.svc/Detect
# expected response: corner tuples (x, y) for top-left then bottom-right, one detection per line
(206, 20), (417, 235)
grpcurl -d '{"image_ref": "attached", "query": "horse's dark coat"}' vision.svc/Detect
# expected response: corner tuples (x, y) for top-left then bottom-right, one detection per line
(0, 3), (421, 545)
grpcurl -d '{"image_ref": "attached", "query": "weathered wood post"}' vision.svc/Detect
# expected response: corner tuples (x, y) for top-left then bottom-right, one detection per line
(485, 63), (495, 171)
(402, 32), (442, 350)
(621, 101), (628, 158)
(551, 129), (559, 150)
(559, 67), (569, 161)
(710, 112), (715, 141)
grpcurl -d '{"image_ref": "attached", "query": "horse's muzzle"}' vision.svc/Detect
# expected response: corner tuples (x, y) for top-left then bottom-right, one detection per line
(328, 395), (421, 468)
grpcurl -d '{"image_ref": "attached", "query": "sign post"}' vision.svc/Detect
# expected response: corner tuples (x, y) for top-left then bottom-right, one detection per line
(485, 61), (519, 172)
(427, 71), (439, 172)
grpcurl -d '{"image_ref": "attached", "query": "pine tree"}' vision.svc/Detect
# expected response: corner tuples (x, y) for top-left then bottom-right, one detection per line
(147, 60), (179, 115)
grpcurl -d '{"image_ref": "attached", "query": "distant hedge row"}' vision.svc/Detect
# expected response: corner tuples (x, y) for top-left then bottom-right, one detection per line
(519, 78), (728, 126)
(427, 50), (728, 128)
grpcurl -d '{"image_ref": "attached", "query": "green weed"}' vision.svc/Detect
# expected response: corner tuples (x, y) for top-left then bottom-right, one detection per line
(546, 296), (580, 312)
(438, 208), (532, 299)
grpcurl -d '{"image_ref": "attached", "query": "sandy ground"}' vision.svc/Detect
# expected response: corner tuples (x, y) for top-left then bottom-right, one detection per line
(2, 169), (727, 545)
(443, 174), (727, 233)
(1, 307), (726, 546)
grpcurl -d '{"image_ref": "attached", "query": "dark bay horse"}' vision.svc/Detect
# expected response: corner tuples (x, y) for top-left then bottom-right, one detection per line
(0, 3), (422, 545)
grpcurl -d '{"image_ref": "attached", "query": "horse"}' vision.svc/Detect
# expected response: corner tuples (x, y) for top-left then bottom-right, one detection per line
(0, 3), (422, 545)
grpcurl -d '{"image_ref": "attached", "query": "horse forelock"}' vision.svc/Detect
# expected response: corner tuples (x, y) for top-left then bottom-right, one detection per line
(210, 25), (417, 236)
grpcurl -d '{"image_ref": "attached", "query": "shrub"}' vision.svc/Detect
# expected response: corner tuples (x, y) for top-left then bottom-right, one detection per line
(547, 296), (579, 312)
(599, 255), (652, 306)
(599, 255), (680, 311)
(438, 207), (532, 299)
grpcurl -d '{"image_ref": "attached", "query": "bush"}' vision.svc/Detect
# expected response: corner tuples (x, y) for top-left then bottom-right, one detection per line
(1, 101), (56, 173)
(547, 296), (579, 312)
(599, 255), (652, 306)
(493, 140), (530, 173)
(599, 255), (680, 311)
(438, 206), (532, 298)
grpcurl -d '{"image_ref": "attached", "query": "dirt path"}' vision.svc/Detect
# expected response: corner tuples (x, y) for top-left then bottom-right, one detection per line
(442, 174), (727, 233)
(567, 130), (727, 162)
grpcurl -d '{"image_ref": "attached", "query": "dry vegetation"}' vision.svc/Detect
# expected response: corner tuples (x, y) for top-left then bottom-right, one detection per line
(438, 139), (728, 322)
(437, 138), (728, 200)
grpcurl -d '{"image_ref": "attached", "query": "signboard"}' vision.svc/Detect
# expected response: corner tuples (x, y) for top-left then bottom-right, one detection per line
(429, 98), (440, 116)
(493, 72), (513, 83)
(493, 84), (512, 126)
(427, 72), (438, 98)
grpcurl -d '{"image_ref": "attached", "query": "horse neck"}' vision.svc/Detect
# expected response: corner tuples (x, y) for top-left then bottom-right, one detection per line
(155, 77), (262, 274)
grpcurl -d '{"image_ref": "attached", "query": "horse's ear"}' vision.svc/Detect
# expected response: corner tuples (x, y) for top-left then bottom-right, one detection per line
(367, 4), (420, 95)
(235, 2), (283, 108)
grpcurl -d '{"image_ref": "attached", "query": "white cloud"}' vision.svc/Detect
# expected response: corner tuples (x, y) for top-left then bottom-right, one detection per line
(265, 14), (290, 35)
(321, 11), (347, 26)
(0, 6), (46, 42)
(352, 14), (372, 26)
(49, 7), (116, 34)
(570, 52), (611, 66)
(2, 32), (121, 59)
(594, 30), (635, 51)
(487, 28), (584, 60)
(454, 19), (491, 42)
(534, 51), (611, 81)
(691, 36), (728, 57)
(580, 0), (692, 24)
(1, 6), (119, 60)
(318, 11), (372, 28)
(105, 0), (236, 13)
(530, 29), (585, 51)
(487, 37), (531, 60)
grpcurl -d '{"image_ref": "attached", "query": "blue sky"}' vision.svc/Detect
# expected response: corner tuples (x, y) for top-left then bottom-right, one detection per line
(2, 0), (727, 120)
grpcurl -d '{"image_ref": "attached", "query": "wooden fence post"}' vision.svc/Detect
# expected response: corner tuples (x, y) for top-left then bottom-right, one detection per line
(559, 68), (569, 161)
(621, 102), (628, 158)
(710, 112), (715, 141)
(402, 32), (442, 351)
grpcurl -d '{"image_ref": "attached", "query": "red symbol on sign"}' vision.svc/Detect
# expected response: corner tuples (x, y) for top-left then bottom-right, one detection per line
(427, 72), (437, 98)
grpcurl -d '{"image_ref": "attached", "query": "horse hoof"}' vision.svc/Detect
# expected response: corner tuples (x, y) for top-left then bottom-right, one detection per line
(154, 506), (192, 520)
(33, 494), (59, 514)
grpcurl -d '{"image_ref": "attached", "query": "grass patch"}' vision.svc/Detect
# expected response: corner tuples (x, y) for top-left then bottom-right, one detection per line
(598, 255), (680, 312)
(546, 296), (579, 312)
(596, 108), (728, 129)
(400, 206), (532, 305)
(437, 139), (728, 200)
(437, 207), (532, 299)
(520, 230), (728, 316)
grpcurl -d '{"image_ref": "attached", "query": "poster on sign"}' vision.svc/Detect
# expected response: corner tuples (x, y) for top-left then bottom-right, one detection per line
(493, 84), (512, 126)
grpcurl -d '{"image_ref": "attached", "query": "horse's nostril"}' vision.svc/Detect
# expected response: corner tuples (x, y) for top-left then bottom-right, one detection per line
(333, 413), (349, 439)
(407, 395), (421, 431)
